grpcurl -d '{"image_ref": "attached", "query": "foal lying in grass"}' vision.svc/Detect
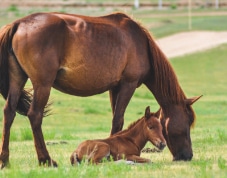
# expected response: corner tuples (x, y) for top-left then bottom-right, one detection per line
(70, 106), (166, 165)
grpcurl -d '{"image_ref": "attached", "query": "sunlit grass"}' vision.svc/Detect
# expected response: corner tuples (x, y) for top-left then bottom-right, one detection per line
(0, 5), (226, 177)
(0, 5), (227, 37)
(0, 43), (226, 177)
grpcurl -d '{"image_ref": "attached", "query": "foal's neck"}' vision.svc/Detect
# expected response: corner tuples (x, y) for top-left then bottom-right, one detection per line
(123, 119), (147, 151)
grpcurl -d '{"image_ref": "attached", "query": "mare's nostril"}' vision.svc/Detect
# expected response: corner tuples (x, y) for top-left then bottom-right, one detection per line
(173, 152), (193, 161)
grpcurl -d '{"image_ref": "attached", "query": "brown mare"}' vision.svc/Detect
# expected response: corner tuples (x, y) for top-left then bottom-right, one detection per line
(70, 106), (166, 165)
(0, 12), (202, 168)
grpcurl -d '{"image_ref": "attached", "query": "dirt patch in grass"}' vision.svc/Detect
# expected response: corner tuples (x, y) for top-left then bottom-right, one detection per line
(157, 31), (227, 58)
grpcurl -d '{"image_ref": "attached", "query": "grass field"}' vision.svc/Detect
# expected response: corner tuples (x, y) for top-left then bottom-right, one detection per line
(0, 5), (227, 178)
(1, 5), (227, 37)
(0, 43), (226, 178)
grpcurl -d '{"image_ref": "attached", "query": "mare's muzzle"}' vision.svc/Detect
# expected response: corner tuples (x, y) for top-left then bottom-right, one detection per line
(173, 151), (193, 161)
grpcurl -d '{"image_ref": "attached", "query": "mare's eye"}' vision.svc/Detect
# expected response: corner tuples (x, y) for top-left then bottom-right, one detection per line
(149, 126), (154, 130)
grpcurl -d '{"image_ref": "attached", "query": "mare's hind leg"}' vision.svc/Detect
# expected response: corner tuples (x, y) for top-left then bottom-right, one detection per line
(27, 85), (57, 167)
(0, 56), (27, 168)
(109, 81), (137, 135)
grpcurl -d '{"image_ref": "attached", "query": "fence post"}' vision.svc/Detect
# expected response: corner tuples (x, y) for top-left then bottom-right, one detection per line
(158, 0), (162, 10)
(188, 0), (192, 30)
(215, 0), (219, 9)
(134, 0), (139, 9)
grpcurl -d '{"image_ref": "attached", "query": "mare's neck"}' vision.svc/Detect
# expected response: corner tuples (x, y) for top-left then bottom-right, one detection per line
(151, 87), (185, 116)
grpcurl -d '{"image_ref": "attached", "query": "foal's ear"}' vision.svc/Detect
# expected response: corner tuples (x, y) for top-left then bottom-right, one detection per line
(145, 106), (150, 119)
(185, 95), (203, 105)
(154, 108), (161, 118)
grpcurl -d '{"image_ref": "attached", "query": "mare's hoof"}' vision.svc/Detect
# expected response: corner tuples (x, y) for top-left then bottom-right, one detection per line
(0, 160), (5, 169)
(0, 160), (9, 169)
(51, 160), (58, 167)
(39, 159), (58, 167)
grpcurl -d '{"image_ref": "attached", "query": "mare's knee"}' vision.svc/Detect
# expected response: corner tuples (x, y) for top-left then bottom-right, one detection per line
(27, 110), (43, 130)
(3, 105), (16, 127)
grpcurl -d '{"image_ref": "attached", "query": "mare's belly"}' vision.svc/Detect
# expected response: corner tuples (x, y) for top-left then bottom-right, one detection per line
(53, 65), (120, 96)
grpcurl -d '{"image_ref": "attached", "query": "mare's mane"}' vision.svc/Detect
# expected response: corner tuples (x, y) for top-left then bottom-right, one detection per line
(124, 14), (186, 105)
(142, 25), (196, 123)
(124, 15), (196, 124)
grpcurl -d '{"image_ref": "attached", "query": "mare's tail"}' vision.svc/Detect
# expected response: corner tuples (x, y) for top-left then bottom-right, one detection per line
(0, 23), (50, 116)
(0, 23), (32, 116)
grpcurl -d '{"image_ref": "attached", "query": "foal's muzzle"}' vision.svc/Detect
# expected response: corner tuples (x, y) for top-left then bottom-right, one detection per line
(158, 142), (166, 150)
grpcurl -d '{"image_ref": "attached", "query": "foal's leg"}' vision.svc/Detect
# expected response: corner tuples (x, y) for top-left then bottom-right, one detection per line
(27, 85), (57, 167)
(0, 56), (27, 168)
(87, 142), (110, 164)
(110, 81), (137, 135)
(125, 155), (151, 163)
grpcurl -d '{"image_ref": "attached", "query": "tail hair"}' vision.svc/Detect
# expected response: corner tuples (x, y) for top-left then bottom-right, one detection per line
(17, 89), (51, 116)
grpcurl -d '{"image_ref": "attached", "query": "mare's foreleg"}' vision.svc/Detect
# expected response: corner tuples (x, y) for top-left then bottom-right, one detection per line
(109, 87), (118, 115)
(109, 81), (137, 135)
(27, 85), (57, 167)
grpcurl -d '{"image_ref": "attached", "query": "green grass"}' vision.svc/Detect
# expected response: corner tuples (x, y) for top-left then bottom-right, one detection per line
(0, 5), (227, 178)
(0, 43), (226, 177)
(0, 6), (227, 37)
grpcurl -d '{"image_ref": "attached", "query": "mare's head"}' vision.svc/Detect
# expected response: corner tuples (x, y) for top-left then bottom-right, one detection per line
(143, 106), (166, 150)
(160, 96), (202, 161)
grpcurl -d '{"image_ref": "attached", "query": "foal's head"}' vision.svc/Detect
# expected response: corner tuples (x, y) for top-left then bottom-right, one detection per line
(144, 106), (166, 150)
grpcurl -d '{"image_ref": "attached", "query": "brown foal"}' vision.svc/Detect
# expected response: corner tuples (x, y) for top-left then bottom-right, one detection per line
(70, 106), (166, 165)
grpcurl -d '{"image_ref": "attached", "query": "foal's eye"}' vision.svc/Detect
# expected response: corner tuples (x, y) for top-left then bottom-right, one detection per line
(149, 126), (154, 130)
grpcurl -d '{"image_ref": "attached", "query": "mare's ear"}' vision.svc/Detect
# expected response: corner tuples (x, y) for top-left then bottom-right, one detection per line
(145, 106), (150, 119)
(185, 95), (203, 105)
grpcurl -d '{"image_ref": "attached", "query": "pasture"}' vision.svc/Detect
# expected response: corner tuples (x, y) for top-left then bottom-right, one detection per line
(0, 4), (227, 178)
(1, 4), (227, 37)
